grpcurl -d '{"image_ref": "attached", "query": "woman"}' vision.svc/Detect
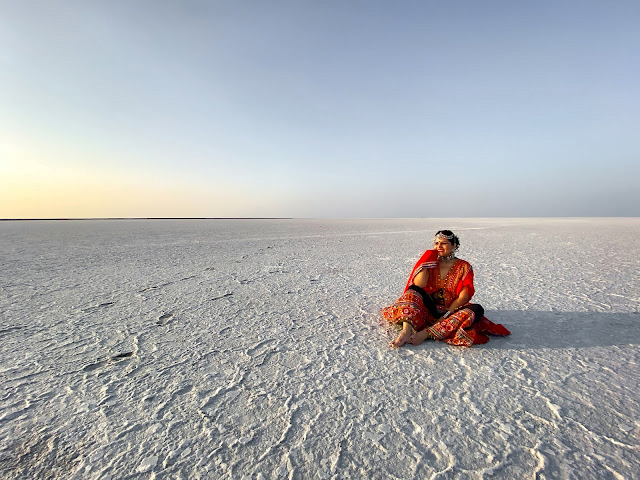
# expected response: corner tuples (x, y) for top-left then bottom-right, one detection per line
(382, 230), (510, 348)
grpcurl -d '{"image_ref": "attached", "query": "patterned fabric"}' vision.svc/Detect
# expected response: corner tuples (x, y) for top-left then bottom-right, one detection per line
(427, 308), (476, 347)
(425, 258), (475, 308)
(404, 250), (475, 302)
(381, 289), (433, 331)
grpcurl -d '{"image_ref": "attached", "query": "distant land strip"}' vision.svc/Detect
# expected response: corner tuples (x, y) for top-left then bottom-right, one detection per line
(0, 217), (294, 221)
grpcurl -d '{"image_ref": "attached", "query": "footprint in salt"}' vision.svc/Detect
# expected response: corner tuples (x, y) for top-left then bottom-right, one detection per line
(83, 360), (108, 372)
(82, 301), (115, 313)
(157, 313), (174, 326)
(112, 351), (134, 361)
(83, 352), (135, 372)
(211, 292), (234, 302)
(175, 384), (194, 396)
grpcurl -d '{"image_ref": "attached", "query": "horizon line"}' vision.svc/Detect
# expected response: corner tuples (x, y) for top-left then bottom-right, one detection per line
(0, 217), (296, 221)
(2, 216), (639, 222)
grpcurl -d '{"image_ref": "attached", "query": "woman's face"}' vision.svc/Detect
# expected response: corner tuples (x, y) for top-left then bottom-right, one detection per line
(434, 238), (455, 257)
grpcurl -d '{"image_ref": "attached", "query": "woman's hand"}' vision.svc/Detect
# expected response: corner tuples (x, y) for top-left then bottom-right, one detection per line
(446, 287), (470, 315)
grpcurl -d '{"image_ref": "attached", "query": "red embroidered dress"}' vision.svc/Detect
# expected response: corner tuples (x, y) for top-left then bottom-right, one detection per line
(382, 249), (510, 347)
(423, 258), (478, 346)
(422, 258), (475, 307)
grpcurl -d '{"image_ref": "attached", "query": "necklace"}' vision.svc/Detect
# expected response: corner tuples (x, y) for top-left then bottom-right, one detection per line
(439, 253), (456, 262)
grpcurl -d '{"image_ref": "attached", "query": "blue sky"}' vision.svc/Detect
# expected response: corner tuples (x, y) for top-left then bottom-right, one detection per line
(1, 0), (639, 218)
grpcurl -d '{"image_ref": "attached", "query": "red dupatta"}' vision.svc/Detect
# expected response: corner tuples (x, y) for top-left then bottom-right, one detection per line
(403, 249), (438, 292)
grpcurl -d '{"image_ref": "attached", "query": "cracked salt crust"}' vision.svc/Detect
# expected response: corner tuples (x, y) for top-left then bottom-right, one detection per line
(0, 218), (639, 479)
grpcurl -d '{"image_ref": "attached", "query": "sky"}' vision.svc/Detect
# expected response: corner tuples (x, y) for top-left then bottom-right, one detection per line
(1, 0), (639, 219)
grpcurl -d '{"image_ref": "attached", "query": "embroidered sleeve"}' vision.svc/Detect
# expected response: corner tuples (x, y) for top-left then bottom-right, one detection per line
(460, 263), (475, 300)
(411, 261), (436, 281)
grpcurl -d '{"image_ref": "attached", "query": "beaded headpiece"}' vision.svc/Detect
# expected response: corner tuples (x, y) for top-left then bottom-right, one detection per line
(434, 232), (454, 241)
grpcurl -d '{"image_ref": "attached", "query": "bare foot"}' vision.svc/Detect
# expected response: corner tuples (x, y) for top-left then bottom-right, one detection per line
(389, 323), (415, 348)
(408, 329), (433, 345)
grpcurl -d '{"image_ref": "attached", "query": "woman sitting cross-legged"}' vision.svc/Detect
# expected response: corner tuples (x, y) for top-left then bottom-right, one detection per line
(382, 230), (510, 348)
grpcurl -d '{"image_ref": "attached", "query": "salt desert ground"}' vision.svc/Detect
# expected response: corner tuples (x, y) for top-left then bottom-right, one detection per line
(1, 218), (638, 479)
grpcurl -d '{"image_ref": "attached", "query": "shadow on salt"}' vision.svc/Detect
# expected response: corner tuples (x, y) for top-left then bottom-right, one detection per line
(476, 310), (640, 350)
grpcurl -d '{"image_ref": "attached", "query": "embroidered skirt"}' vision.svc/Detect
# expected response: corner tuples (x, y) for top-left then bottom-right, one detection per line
(427, 308), (477, 347)
(381, 289), (432, 331)
(382, 290), (488, 347)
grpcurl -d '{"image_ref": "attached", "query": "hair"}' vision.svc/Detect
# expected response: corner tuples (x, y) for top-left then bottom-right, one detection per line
(435, 230), (460, 250)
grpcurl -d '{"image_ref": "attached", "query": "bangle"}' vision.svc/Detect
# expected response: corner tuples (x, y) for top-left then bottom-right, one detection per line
(442, 311), (451, 318)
